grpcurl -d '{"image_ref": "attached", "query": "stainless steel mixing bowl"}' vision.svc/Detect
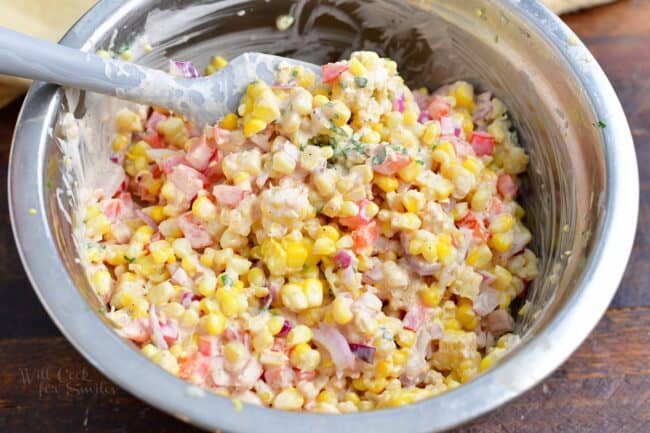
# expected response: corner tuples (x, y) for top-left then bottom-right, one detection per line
(8, 0), (638, 432)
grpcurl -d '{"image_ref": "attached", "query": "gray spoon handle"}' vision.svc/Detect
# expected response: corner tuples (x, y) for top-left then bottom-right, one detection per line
(0, 26), (187, 108)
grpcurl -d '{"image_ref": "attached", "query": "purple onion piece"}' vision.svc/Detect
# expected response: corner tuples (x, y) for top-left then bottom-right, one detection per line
(333, 250), (352, 268)
(454, 127), (461, 137)
(169, 60), (199, 78)
(277, 320), (293, 338)
(396, 93), (406, 113)
(349, 343), (376, 363)
(417, 111), (430, 123)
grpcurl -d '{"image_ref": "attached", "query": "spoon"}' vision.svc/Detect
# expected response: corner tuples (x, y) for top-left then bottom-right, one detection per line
(0, 27), (320, 127)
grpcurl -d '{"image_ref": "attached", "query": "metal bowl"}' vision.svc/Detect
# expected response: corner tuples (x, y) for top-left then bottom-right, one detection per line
(8, 0), (638, 431)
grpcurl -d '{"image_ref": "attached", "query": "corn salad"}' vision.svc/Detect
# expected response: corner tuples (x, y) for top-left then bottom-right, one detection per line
(82, 51), (538, 412)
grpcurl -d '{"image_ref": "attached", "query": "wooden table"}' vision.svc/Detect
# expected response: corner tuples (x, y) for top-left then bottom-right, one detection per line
(0, 2), (648, 431)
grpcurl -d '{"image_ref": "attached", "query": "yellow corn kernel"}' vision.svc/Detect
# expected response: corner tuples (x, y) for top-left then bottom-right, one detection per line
(196, 274), (218, 297)
(367, 378), (387, 393)
(452, 81), (475, 110)
(253, 328), (274, 352)
(216, 286), (245, 317)
(344, 392), (361, 406)
(489, 231), (514, 253)
(287, 324), (313, 346)
(409, 238), (424, 255)
(339, 201), (359, 217)
(383, 111), (402, 129)
(290, 343), (321, 371)
(462, 157), (482, 175)
(261, 238), (287, 276)
(490, 213), (515, 234)
(219, 112), (239, 130)
(152, 350), (179, 374)
(282, 238), (308, 270)
(466, 244), (493, 269)
(493, 265), (513, 291)
(141, 344), (158, 358)
(204, 65), (216, 76)
(212, 55), (229, 69)
(396, 329), (416, 348)
(456, 299), (479, 330)
(348, 57), (367, 77)
(330, 101), (351, 127)
(116, 109), (143, 134)
(403, 110), (417, 126)
(112, 133), (130, 151)
(224, 341), (246, 364)
(243, 117), (267, 137)
(364, 201), (379, 219)
(273, 387), (304, 410)
(332, 295), (354, 325)
(436, 236), (454, 265)
(301, 279), (323, 307)
(391, 212), (421, 231)
(86, 214), (111, 237)
(272, 151), (297, 175)
(267, 315), (286, 335)
(92, 269), (111, 297)
(203, 312), (227, 336)
(280, 283), (308, 311)
(317, 389), (338, 404)
(392, 348), (410, 366)
(313, 94), (329, 108)
(313, 237), (336, 256)
(252, 103), (281, 123)
(401, 190), (425, 213)
(317, 226), (339, 242)
(420, 285), (443, 308)
(192, 196), (217, 221)
(247, 267), (266, 287)
(198, 298), (219, 315)
(397, 161), (423, 183)
(361, 131), (380, 144)
(471, 188), (491, 212)
(374, 174), (399, 193)
(180, 308), (200, 328)
(421, 122), (441, 146)
(375, 360), (394, 378)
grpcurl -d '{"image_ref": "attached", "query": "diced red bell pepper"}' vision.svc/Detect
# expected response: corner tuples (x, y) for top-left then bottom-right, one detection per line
(373, 151), (411, 176)
(457, 211), (490, 243)
(339, 199), (372, 228)
(427, 96), (451, 120)
(469, 131), (495, 156)
(322, 63), (349, 83)
(352, 220), (378, 250)
(198, 335), (220, 356)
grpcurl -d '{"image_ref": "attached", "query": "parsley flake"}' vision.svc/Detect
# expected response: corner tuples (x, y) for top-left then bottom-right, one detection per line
(221, 274), (233, 286)
(595, 120), (607, 129)
(372, 145), (387, 165)
(123, 255), (135, 264)
(354, 77), (368, 88)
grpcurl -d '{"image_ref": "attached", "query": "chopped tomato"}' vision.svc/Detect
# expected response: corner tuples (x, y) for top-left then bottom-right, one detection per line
(427, 95), (451, 120)
(457, 211), (490, 243)
(160, 321), (179, 345)
(295, 370), (317, 381)
(101, 199), (122, 223)
(120, 318), (151, 343)
(212, 184), (247, 207)
(202, 151), (223, 183)
(321, 63), (349, 83)
(141, 130), (163, 148)
(373, 151), (411, 175)
(177, 212), (213, 249)
(352, 220), (378, 250)
(469, 131), (495, 156)
(198, 335), (220, 356)
(179, 352), (210, 383)
(497, 174), (518, 199)
(339, 199), (372, 228)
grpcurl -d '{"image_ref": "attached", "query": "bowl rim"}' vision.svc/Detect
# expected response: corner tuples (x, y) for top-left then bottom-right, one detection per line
(8, 0), (638, 432)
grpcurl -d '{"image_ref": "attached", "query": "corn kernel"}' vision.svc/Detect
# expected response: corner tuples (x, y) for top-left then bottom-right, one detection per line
(420, 285), (443, 308)
(398, 161), (423, 183)
(112, 133), (130, 151)
(247, 267), (266, 287)
(313, 94), (329, 108)
(287, 324), (313, 346)
(374, 175), (399, 193)
(244, 117), (267, 137)
(391, 212), (421, 231)
(212, 55), (229, 69)
(192, 196), (217, 221)
(339, 201), (359, 217)
(396, 329), (416, 348)
(330, 101), (351, 127)
(348, 58), (367, 77)
(180, 308), (200, 327)
(301, 279), (323, 307)
(219, 112), (239, 130)
(141, 344), (158, 358)
(280, 283), (308, 311)
(224, 341), (246, 364)
(392, 348), (410, 366)
(317, 389), (338, 404)
(253, 328), (274, 352)
(436, 236), (454, 265)
(401, 190), (425, 213)
(216, 286), (246, 317)
(332, 295), (354, 325)
(452, 81), (475, 110)
(290, 343), (321, 371)
(490, 231), (514, 253)
(403, 110), (417, 126)
(466, 244), (493, 269)
(457, 299), (479, 330)
(421, 122), (441, 146)
(92, 269), (112, 297)
(203, 312), (227, 336)
(471, 188), (491, 212)
(313, 237), (336, 256)
(116, 109), (143, 134)
(493, 265), (513, 291)
(273, 387), (304, 410)
(490, 213), (515, 234)
(272, 151), (297, 175)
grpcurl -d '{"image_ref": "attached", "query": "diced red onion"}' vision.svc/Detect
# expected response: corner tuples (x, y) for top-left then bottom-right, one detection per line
(312, 324), (355, 371)
(402, 303), (430, 332)
(417, 111), (430, 123)
(181, 291), (202, 307)
(149, 307), (168, 350)
(453, 127), (461, 137)
(334, 250), (353, 268)
(440, 116), (455, 136)
(135, 209), (158, 230)
(349, 343), (376, 363)
(473, 288), (501, 316)
(395, 93), (406, 113)
(169, 60), (199, 78)
(405, 254), (441, 276)
(277, 320), (293, 338)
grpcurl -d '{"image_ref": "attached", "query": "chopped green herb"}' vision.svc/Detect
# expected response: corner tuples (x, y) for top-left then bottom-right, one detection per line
(123, 255), (135, 264)
(415, 157), (424, 165)
(354, 76), (368, 88)
(47, 180), (53, 189)
(96, 306), (106, 314)
(221, 274), (233, 286)
(595, 120), (607, 129)
(339, 81), (348, 89)
(114, 43), (130, 57)
(329, 123), (346, 135)
(372, 145), (387, 165)
(291, 69), (299, 78)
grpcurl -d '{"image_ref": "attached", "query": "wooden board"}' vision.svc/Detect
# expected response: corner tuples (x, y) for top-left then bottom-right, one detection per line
(0, 1), (648, 431)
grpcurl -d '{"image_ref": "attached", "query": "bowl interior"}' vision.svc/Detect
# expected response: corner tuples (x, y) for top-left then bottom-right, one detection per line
(32, 0), (613, 430)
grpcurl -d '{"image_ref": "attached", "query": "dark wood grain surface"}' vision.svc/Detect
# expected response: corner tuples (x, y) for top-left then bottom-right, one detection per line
(0, 1), (648, 432)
